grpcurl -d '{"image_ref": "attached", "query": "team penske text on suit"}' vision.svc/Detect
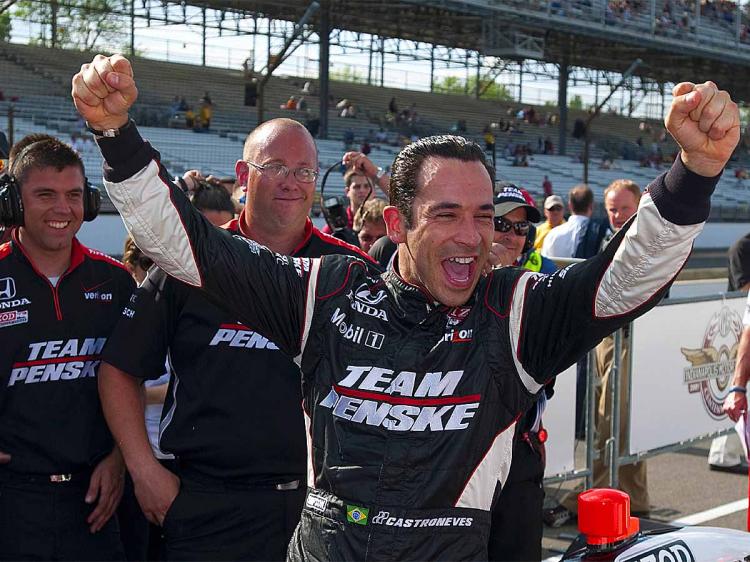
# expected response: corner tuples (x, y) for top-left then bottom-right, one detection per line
(0, 231), (134, 474)
(99, 124), (715, 560)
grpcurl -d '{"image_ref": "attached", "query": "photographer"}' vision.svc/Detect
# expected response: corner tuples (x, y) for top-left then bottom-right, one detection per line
(322, 159), (387, 236)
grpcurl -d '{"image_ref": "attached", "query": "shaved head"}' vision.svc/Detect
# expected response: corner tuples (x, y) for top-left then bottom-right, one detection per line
(243, 118), (317, 162)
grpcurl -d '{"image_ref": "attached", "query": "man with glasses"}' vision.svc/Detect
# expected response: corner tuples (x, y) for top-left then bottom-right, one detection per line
(490, 185), (557, 275)
(97, 118), (375, 561)
(534, 195), (566, 251)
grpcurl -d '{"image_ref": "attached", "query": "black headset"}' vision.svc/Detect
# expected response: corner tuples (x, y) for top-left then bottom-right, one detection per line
(0, 144), (101, 227)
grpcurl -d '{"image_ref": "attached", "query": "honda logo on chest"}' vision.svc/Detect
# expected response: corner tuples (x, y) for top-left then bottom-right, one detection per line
(0, 277), (16, 300)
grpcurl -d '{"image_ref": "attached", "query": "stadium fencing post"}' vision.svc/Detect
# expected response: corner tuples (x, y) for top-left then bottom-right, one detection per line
(607, 327), (624, 488)
(585, 348), (597, 490)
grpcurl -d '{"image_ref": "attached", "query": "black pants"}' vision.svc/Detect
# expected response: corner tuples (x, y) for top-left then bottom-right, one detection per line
(0, 476), (124, 561)
(163, 475), (305, 561)
(488, 437), (545, 562)
(117, 474), (149, 561)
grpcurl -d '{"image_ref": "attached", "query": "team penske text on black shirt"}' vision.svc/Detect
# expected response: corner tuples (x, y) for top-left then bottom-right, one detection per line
(102, 218), (377, 482)
(0, 231), (134, 474)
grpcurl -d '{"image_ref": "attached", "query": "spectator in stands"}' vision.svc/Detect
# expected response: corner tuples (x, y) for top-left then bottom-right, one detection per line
(98, 118), (375, 562)
(551, 178), (649, 526)
(360, 139), (372, 156)
(199, 99), (213, 130)
(542, 175), (553, 197)
(281, 95), (296, 110)
(352, 198), (387, 253)
(184, 107), (195, 129)
(483, 127), (496, 155)
(572, 118), (587, 140)
(343, 128), (355, 151)
(296, 96), (307, 112)
(388, 96), (398, 115)
(541, 184), (593, 258)
(375, 128), (388, 143)
(534, 195), (565, 251)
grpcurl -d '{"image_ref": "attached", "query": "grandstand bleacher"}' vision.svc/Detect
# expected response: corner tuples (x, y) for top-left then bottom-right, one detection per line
(1, 40), (749, 224)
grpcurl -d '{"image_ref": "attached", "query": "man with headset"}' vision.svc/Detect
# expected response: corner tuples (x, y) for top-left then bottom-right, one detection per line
(0, 134), (134, 560)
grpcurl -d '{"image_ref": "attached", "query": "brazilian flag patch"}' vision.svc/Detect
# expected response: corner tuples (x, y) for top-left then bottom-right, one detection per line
(346, 505), (369, 525)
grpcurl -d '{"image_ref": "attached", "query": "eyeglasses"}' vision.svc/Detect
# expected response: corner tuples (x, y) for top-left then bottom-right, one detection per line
(246, 161), (319, 183)
(494, 216), (530, 236)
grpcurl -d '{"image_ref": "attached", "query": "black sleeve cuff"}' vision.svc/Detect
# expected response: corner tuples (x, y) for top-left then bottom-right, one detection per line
(97, 121), (161, 184)
(647, 155), (719, 225)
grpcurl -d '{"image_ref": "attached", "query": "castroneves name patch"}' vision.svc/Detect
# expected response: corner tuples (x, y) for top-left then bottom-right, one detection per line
(0, 309), (28, 328)
(305, 491), (329, 514)
(319, 366), (480, 432)
(371, 510), (473, 528)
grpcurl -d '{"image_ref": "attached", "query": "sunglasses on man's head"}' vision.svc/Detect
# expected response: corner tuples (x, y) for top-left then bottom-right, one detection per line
(494, 216), (530, 236)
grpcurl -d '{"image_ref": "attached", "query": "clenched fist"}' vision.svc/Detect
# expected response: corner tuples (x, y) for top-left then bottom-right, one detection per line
(71, 54), (138, 131)
(665, 81), (740, 177)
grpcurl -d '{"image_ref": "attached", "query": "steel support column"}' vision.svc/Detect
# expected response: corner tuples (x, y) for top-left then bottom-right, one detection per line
(318, 3), (330, 139)
(558, 56), (569, 157)
(201, 6), (207, 66)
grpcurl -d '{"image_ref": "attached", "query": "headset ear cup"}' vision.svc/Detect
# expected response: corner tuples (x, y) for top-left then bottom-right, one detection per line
(0, 175), (24, 227)
(83, 181), (101, 222)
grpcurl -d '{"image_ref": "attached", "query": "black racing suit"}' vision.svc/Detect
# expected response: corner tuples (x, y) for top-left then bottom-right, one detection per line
(98, 122), (715, 561)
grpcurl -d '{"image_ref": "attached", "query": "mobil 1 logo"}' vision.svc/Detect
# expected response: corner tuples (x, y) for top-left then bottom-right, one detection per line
(331, 307), (384, 350)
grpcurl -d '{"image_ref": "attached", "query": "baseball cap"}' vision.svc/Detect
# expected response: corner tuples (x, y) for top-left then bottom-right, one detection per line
(493, 183), (541, 223)
(544, 195), (564, 210)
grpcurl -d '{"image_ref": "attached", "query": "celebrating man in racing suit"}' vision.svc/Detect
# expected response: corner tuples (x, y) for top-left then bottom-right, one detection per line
(72, 55), (739, 561)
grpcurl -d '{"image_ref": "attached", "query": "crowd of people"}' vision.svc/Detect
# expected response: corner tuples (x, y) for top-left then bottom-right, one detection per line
(0, 51), (743, 562)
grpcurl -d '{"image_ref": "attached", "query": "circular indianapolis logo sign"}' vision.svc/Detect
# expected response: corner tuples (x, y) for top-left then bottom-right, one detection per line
(681, 306), (743, 420)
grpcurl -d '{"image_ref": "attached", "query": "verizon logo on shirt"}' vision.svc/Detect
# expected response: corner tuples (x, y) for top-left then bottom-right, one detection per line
(8, 338), (106, 386)
(319, 366), (480, 432)
(209, 323), (279, 350)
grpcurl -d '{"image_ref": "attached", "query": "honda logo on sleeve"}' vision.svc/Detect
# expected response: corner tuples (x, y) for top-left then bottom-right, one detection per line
(0, 277), (16, 300)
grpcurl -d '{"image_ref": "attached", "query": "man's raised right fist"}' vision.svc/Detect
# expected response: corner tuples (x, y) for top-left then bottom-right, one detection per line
(71, 54), (138, 131)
